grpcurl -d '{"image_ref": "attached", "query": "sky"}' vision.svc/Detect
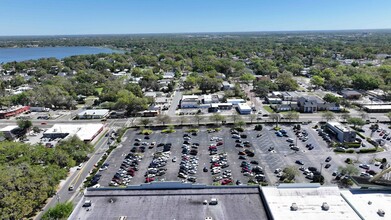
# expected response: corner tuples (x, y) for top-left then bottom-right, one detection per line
(0, 0), (390, 36)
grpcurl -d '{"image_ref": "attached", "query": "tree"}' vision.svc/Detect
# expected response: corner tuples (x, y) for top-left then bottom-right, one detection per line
(310, 75), (325, 88)
(322, 111), (335, 122)
(351, 73), (382, 90)
(194, 114), (203, 126)
(387, 112), (391, 123)
(232, 114), (242, 124)
(323, 93), (340, 104)
(285, 111), (299, 122)
(156, 114), (171, 126)
(283, 166), (299, 181)
(179, 116), (188, 125)
(32, 126), (40, 133)
(239, 73), (255, 84)
(269, 113), (281, 128)
(347, 117), (366, 129)
(249, 114), (256, 123)
(140, 118), (151, 127)
(210, 113), (225, 126)
(338, 165), (360, 176)
(42, 202), (73, 220)
(235, 120), (246, 129)
(340, 113), (351, 122)
(253, 80), (278, 97)
(17, 119), (32, 132)
(275, 72), (299, 91)
(359, 111), (368, 120)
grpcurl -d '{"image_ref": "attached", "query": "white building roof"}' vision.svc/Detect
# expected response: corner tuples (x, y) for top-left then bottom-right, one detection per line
(44, 124), (103, 141)
(363, 105), (391, 110)
(238, 103), (251, 111)
(226, 98), (245, 103)
(327, 121), (350, 132)
(341, 190), (391, 220)
(77, 109), (109, 117)
(0, 125), (19, 132)
(182, 95), (199, 100)
(261, 185), (361, 220)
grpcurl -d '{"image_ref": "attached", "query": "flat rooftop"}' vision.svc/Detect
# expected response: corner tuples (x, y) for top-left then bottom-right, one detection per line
(327, 121), (351, 132)
(69, 183), (268, 220)
(341, 190), (391, 220)
(261, 184), (361, 220)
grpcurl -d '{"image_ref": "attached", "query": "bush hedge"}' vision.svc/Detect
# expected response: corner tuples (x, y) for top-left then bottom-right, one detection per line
(344, 142), (361, 148)
(358, 148), (377, 153)
(345, 149), (355, 153)
(356, 132), (365, 139)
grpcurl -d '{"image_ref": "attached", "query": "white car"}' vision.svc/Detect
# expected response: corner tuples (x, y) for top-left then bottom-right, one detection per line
(77, 163), (83, 170)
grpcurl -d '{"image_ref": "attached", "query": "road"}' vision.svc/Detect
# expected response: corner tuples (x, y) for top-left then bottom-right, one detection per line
(33, 120), (115, 220)
(167, 90), (182, 116)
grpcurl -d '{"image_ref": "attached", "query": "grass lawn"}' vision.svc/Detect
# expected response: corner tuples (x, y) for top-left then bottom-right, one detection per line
(95, 87), (103, 95)
(183, 88), (203, 95)
(263, 105), (275, 113)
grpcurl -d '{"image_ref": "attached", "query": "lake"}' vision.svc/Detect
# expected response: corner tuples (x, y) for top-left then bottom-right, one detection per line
(0, 46), (122, 63)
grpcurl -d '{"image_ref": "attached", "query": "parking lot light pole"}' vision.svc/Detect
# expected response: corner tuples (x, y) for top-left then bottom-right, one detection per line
(320, 162), (324, 176)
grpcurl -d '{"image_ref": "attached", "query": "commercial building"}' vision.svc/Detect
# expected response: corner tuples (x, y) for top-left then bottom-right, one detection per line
(326, 121), (356, 142)
(43, 124), (104, 142)
(363, 105), (391, 113)
(227, 98), (246, 105)
(77, 109), (110, 119)
(69, 182), (268, 220)
(180, 95), (200, 108)
(261, 184), (361, 220)
(237, 103), (252, 115)
(340, 190), (391, 220)
(0, 105), (30, 119)
(0, 125), (20, 140)
(297, 96), (340, 113)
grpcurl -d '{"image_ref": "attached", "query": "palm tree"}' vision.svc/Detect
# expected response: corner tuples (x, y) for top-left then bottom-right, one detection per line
(194, 114), (203, 126)
(269, 113), (281, 128)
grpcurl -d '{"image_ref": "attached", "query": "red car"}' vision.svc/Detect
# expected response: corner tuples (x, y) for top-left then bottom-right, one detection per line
(221, 179), (233, 185)
(217, 142), (224, 146)
(145, 177), (154, 183)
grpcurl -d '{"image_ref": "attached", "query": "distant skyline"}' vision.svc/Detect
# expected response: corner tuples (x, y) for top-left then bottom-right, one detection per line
(1, 0), (391, 36)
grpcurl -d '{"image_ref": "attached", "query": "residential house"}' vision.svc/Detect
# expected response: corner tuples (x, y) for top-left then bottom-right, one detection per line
(222, 81), (235, 90)
(341, 90), (362, 99)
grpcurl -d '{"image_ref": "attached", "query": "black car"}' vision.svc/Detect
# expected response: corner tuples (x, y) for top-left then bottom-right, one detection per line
(295, 160), (304, 165)
(325, 156), (332, 162)
(325, 164), (331, 169)
(203, 167), (208, 172)
(238, 155), (247, 160)
(250, 160), (259, 165)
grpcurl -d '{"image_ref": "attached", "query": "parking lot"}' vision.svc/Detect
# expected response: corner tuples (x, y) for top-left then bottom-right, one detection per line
(96, 123), (354, 187)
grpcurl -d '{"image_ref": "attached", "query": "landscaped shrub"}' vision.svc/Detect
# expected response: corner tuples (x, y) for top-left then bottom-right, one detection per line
(254, 124), (263, 131)
(359, 148), (377, 153)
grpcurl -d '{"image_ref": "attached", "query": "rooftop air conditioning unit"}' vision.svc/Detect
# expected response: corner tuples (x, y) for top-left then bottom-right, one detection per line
(321, 202), (330, 211)
(290, 203), (298, 211)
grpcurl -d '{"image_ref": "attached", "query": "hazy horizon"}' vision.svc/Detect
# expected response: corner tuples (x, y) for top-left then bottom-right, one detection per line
(1, 0), (391, 36)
